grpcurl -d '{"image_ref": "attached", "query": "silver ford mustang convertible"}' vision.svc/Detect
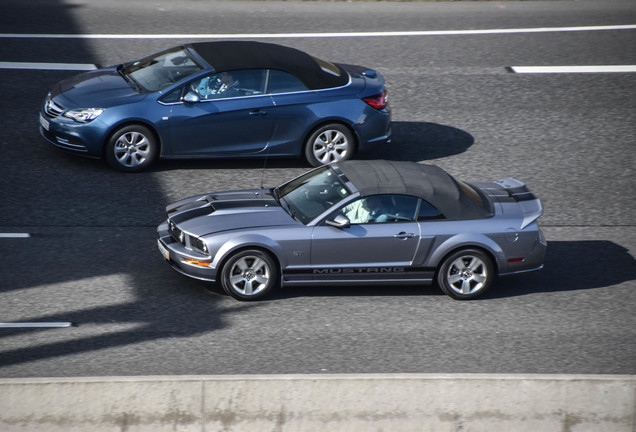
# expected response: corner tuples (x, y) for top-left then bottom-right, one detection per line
(157, 160), (546, 300)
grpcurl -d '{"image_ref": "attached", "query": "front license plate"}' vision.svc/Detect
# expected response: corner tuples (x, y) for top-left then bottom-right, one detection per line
(39, 114), (50, 131)
(157, 239), (170, 261)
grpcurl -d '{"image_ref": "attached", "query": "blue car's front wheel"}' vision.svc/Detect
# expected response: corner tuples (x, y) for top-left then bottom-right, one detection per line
(106, 125), (158, 172)
(305, 123), (354, 167)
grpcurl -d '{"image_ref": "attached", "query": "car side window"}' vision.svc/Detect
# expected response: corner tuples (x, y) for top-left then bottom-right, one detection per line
(418, 199), (443, 220)
(190, 69), (267, 100)
(266, 70), (309, 94)
(339, 195), (419, 224)
(161, 87), (184, 104)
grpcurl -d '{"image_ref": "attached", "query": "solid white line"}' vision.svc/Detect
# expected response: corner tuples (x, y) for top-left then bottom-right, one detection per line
(3, 373), (633, 383)
(0, 322), (72, 328)
(0, 24), (634, 39)
(0, 233), (30, 238)
(511, 65), (636, 74)
(0, 61), (96, 71)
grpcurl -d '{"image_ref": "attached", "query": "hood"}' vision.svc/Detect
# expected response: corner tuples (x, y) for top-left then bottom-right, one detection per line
(166, 188), (297, 236)
(50, 66), (144, 108)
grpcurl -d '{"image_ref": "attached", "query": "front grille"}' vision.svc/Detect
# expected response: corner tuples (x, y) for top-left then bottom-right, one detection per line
(168, 220), (184, 244)
(167, 219), (207, 254)
(45, 99), (65, 118)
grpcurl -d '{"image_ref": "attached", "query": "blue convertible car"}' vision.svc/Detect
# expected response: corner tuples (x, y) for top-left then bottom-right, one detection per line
(39, 41), (391, 171)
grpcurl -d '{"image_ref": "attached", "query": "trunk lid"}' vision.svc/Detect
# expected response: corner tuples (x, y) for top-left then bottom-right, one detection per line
(473, 178), (544, 229)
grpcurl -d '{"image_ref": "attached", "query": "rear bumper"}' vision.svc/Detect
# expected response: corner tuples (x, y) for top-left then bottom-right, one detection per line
(357, 110), (392, 152)
(499, 228), (547, 276)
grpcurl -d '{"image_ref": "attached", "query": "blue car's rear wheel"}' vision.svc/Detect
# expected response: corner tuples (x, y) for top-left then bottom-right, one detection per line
(305, 123), (354, 167)
(221, 249), (278, 301)
(106, 125), (158, 172)
(437, 249), (494, 300)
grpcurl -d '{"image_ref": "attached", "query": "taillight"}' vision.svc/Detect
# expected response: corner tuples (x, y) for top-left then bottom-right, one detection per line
(362, 88), (388, 110)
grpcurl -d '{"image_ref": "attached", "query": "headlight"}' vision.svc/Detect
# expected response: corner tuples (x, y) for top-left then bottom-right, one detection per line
(63, 108), (104, 123)
(191, 237), (209, 254)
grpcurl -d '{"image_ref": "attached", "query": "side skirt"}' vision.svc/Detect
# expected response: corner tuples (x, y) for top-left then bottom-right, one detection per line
(282, 278), (434, 287)
(281, 267), (436, 287)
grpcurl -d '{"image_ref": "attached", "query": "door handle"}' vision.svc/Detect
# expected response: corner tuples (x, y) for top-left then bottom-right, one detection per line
(249, 110), (267, 117)
(394, 232), (415, 240)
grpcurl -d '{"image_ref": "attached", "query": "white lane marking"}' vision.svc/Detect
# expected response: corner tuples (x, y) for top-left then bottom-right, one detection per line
(0, 61), (97, 70)
(511, 65), (636, 74)
(0, 233), (31, 238)
(0, 322), (72, 328)
(0, 24), (634, 39)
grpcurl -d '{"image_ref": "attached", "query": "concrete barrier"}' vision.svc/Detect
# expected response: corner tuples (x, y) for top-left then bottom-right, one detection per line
(1, 374), (634, 432)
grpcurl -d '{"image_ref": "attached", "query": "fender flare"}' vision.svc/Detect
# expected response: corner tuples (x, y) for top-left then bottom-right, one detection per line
(426, 233), (506, 274)
(212, 233), (284, 273)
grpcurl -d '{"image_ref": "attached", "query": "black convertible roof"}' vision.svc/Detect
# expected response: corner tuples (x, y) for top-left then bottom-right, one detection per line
(188, 41), (349, 90)
(336, 160), (491, 220)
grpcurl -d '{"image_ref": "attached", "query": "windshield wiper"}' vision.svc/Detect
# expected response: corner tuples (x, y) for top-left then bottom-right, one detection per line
(117, 66), (144, 93)
(278, 196), (300, 222)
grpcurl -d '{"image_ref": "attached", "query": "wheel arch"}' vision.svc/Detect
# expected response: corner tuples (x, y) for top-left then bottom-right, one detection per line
(213, 236), (284, 279)
(428, 234), (505, 276)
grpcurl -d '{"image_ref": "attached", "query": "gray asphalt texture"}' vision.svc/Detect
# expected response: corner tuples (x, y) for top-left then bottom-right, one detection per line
(0, 0), (635, 377)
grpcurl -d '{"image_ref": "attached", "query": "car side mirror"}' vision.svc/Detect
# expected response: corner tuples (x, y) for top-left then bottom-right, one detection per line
(325, 214), (350, 229)
(182, 91), (200, 104)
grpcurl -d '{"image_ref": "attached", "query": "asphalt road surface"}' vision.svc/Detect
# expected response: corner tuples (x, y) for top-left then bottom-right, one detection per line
(0, 0), (635, 377)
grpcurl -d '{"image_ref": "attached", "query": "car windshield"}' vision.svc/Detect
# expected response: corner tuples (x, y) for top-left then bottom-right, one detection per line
(120, 47), (204, 92)
(275, 166), (352, 224)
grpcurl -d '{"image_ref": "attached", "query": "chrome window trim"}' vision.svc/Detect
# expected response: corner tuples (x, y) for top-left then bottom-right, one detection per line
(157, 71), (352, 106)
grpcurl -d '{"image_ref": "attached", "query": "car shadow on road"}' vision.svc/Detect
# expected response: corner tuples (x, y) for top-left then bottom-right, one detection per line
(362, 121), (474, 162)
(485, 240), (636, 299)
(150, 121), (474, 172)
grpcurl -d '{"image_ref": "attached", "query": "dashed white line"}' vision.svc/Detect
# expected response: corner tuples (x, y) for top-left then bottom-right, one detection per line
(0, 233), (31, 238)
(511, 65), (636, 74)
(0, 322), (72, 328)
(0, 24), (634, 39)
(0, 61), (96, 71)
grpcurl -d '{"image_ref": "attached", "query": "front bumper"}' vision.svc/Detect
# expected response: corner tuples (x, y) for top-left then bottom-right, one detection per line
(157, 221), (217, 282)
(39, 111), (106, 157)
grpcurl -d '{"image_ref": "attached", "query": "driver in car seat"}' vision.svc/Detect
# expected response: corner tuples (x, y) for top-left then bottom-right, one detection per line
(195, 72), (241, 99)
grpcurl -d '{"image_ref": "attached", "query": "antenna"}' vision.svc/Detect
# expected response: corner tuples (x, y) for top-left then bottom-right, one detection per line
(259, 142), (271, 194)
(259, 70), (273, 196)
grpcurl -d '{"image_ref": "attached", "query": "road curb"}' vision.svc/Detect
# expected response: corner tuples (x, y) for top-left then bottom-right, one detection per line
(1, 373), (635, 431)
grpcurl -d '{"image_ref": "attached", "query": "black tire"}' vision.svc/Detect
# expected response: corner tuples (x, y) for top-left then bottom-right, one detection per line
(220, 249), (278, 301)
(436, 249), (494, 300)
(106, 125), (158, 172)
(304, 123), (355, 167)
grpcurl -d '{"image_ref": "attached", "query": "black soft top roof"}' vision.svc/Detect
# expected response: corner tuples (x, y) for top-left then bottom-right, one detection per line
(337, 160), (491, 220)
(188, 41), (349, 90)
